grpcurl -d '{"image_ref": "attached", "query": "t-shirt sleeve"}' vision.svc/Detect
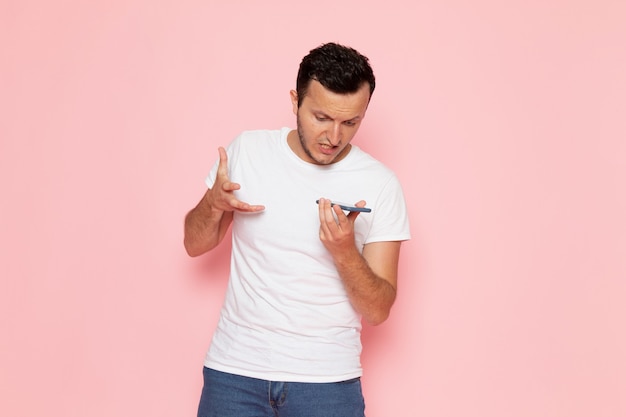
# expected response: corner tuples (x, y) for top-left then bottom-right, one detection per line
(365, 173), (411, 244)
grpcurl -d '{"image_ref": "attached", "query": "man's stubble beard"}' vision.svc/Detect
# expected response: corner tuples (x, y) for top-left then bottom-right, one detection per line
(296, 113), (326, 165)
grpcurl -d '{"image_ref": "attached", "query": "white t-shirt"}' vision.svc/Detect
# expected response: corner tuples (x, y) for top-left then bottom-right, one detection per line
(203, 127), (410, 382)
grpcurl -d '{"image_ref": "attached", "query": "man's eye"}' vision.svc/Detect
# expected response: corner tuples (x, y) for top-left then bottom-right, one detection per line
(344, 121), (356, 126)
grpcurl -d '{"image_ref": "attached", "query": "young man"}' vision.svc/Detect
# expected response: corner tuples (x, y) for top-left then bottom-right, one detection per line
(185, 42), (410, 417)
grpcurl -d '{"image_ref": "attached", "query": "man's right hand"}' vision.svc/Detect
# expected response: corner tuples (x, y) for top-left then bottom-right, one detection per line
(208, 147), (265, 213)
(183, 147), (264, 256)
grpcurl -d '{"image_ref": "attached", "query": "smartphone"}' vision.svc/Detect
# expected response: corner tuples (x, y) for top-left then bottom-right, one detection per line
(316, 200), (372, 213)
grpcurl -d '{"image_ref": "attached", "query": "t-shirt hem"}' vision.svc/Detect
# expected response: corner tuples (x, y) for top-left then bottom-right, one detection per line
(204, 361), (363, 383)
(365, 233), (411, 244)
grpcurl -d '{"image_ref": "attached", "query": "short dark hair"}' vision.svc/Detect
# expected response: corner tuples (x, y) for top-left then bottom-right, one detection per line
(295, 42), (376, 107)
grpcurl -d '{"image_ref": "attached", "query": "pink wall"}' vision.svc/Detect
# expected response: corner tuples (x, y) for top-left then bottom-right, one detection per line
(2, 1), (625, 416)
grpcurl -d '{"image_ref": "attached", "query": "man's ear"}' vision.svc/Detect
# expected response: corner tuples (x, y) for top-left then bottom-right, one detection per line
(289, 90), (298, 115)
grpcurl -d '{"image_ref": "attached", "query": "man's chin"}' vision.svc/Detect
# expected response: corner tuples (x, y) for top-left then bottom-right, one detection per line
(308, 152), (337, 165)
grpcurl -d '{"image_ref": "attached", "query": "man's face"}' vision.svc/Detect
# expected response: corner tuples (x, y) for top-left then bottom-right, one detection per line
(289, 80), (370, 165)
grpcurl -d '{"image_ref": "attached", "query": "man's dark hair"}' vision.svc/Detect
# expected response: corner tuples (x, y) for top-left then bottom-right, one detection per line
(295, 42), (376, 107)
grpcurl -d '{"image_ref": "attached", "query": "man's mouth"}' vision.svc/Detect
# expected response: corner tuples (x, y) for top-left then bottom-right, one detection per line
(319, 143), (336, 155)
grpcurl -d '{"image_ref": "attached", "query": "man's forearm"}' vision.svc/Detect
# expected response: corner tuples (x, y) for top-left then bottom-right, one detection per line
(334, 248), (397, 326)
(183, 190), (232, 257)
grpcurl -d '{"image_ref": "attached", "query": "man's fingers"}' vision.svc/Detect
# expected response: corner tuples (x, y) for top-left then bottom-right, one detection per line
(346, 210), (361, 222)
(218, 146), (228, 162)
(211, 146), (265, 213)
(318, 198), (346, 234)
(235, 202), (266, 212)
(318, 198), (336, 224)
(221, 181), (240, 192)
(216, 147), (229, 177)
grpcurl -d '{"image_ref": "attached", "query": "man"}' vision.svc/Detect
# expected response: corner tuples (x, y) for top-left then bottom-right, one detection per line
(184, 42), (410, 417)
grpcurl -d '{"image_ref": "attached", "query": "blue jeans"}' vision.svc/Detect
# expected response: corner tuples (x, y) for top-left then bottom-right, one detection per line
(197, 367), (366, 417)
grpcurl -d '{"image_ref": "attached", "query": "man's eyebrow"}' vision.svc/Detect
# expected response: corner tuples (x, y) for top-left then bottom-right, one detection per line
(313, 110), (333, 118)
(314, 111), (362, 122)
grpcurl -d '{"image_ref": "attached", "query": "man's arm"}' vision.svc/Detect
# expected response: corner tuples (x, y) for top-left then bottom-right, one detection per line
(184, 189), (234, 256)
(335, 240), (401, 326)
(317, 198), (403, 325)
(183, 147), (265, 257)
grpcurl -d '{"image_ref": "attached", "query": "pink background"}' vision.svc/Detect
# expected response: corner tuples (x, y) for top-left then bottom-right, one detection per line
(2, 1), (625, 416)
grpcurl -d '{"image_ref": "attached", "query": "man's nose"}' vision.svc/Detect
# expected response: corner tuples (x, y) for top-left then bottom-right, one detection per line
(327, 124), (342, 145)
